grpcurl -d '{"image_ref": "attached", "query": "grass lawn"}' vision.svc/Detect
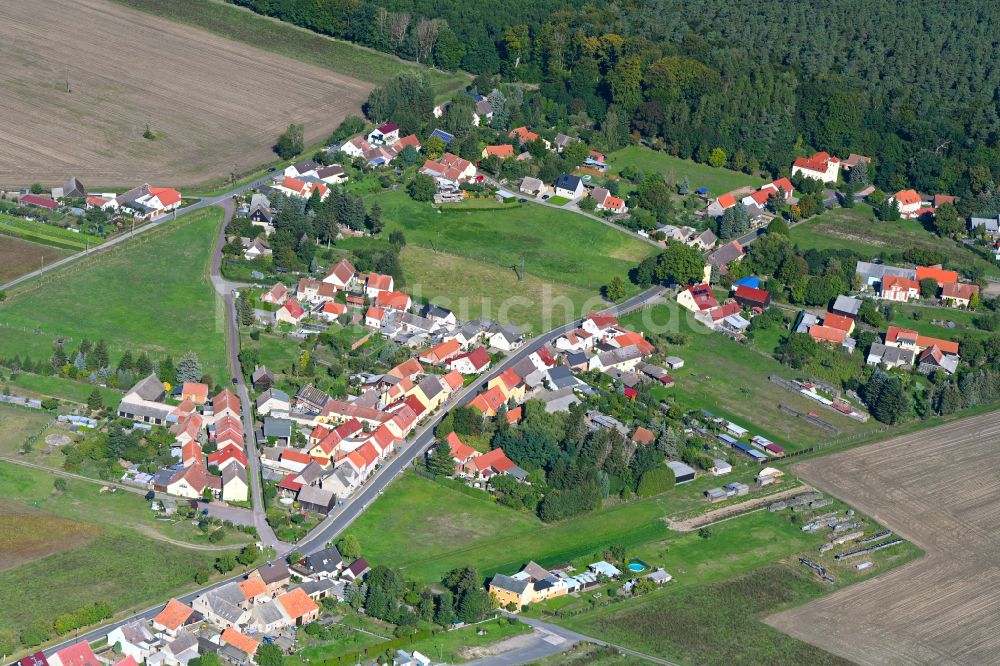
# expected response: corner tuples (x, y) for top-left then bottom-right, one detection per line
(0, 208), (229, 381)
(890, 304), (988, 341)
(607, 145), (764, 196)
(406, 619), (530, 663)
(789, 205), (998, 277)
(621, 302), (871, 451)
(546, 196), (571, 206)
(0, 460), (226, 646)
(342, 471), (788, 585)
(10, 373), (122, 406)
(0, 405), (54, 455)
(373, 192), (657, 333)
(111, 0), (468, 95)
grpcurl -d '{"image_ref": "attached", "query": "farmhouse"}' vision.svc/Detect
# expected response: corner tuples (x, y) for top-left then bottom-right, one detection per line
(368, 122), (400, 145)
(324, 258), (357, 288)
(116, 184), (182, 218)
(791, 152), (841, 183)
(880, 275), (920, 302)
(890, 189), (923, 218)
(941, 282), (979, 307)
(707, 241), (745, 273)
(677, 283), (718, 313)
(733, 284), (770, 309)
(276, 298), (306, 324)
(419, 153), (476, 187)
(482, 144), (515, 159)
(275, 176), (329, 202)
(519, 177), (546, 196)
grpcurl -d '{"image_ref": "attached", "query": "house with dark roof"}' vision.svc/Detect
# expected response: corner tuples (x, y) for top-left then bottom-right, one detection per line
(553, 173), (584, 199)
(707, 241), (745, 273)
(304, 546), (343, 578)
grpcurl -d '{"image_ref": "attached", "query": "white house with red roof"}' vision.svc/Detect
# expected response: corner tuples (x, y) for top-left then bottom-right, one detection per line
(261, 282), (289, 305)
(761, 177), (795, 200)
(276, 298), (306, 324)
(324, 258), (357, 288)
(792, 152), (841, 183)
(375, 290), (412, 312)
(448, 346), (491, 374)
(419, 153), (477, 187)
(365, 272), (394, 297)
(365, 306), (386, 328)
(49, 642), (101, 666)
(581, 311), (618, 340)
(320, 301), (347, 322)
(677, 283), (719, 313)
(889, 189), (923, 218)
(276, 177), (329, 202)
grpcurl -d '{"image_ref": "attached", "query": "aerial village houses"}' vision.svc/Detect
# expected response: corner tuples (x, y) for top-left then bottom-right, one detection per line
(791, 151), (841, 183)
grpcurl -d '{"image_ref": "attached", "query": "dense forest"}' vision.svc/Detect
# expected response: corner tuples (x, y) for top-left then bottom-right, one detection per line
(231, 0), (1000, 215)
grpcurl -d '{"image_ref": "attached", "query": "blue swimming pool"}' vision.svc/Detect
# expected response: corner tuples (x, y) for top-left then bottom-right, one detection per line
(628, 562), (645, 572)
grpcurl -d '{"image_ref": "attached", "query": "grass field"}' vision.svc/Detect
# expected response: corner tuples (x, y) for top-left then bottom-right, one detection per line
(114, 0), (468, 96)
(789, 205), (998, 276)
(0, 405), (54, 456)
(10, 374), (122, 406)
(0, 235), (72, 283)
(607, 146), (764, 196)
(0, 0), (374, 188)
(373, 192), (658, 333)
(0, 215), (103, 251)
(406, 619), (530, 663)
(0, 207), (229, 381)
(343, 471), (788, 585)
(621, 302), (870, 451)
(0, 460), (225, 643)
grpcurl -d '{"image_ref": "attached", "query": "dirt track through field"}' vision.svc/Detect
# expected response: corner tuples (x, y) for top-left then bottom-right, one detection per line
(765, 411), (1000, 665)
(0, 0), (373, 188)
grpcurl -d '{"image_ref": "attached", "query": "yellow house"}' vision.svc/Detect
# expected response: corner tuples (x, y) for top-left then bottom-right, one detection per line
(412, 376), (450, 412)
(487, 369), (526, 403)
(489, 574), (533, 608)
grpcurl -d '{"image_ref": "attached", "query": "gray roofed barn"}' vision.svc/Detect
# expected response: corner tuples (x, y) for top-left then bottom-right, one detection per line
(831, 294), (863, 317)
(297, 484), (336, 514)
(129, 374), (166, 402)
(263, 417), (292, 439)
(855, 260), (916, 286)
(969, 215), (1000, 235)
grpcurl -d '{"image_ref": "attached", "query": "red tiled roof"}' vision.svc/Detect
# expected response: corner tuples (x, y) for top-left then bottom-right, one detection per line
(281, 298), (306, 319)
(182, 381), (209, 402)
(53, 642), (99, 666)
(327, 258), (356, 284)
(239, 571), (267, 600)
(893, 189), (921, 206)
(470, 386), (506, 416)
(389, 358), (423, 380)
(886, 326), (959, 354)
(367, 273), (394, 292)
(213, 389), (240, 415)
(446, 432), (477, 461)
(717, 194), (736, 209)
(149, 187), (181, 207)
(749, 189), (773, 206)
(882, 275), (920, 294)
(809, 325), (847, 343)
(208, 444), (248, 468)
(916, 265), (959, 285)
(154, 599), (193, 630)
(632, 427), (656, 445)
(323, 301), (346, 316)
(933, 194), (956, 207)
(377, 122), (399, 133)
(397, 134), (421, 150)
(442, 370), (464, 390)
(586, 311), (618, 330)
(282, 449), (312, 465)
(734, 285), (770, 304)
(612, 331), (654, 356)
(472, 447), (515, 473)
(823, 312), (855, 332)
(402, 394), (427, 418)
(366, 306), (385, 322)
(941, 282), (978, 300)
(20, 194), (58, 209)
(769, 177), (794, 194)
(498, 368), (522, 391)
(451, 347), (491, 371)
(221, 627), (260, 656)
(277, 473), (303, 491)
(506, 406), (522, 424)
(793, 151), (837, 173)
(376, 290), (410, 311)
(710, 301), (742, 321)
(509, 127), (540, 142)
(686, 283), (719, 312)
(277, 587), (319, 619)
(424, 339), (462, 363)
(484, 144), (515, 158)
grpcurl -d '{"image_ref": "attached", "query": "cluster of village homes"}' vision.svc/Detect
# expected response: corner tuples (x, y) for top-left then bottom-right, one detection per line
(14, 176), (182, 221)
(23, 548), (379, 666)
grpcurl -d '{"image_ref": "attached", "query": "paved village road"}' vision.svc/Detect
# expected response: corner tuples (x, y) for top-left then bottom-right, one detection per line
(209, 198), (283, 553)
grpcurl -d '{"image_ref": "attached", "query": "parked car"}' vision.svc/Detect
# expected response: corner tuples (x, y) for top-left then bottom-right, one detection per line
(232, 377), (239, 385)
(267, 166), (276, 172)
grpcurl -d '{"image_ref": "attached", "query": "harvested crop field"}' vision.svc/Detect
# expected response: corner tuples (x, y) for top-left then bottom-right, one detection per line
(0, 0), (373, 188)
(0, 235), (72, 283)
(766, 411), (1000, 665)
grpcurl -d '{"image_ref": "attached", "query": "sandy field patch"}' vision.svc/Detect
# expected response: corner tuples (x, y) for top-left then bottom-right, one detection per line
(0, 0), (373, 188)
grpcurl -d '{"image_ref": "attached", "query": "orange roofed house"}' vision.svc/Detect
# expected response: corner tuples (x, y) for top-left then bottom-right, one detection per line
(890, 189), (923, 218)
(791, 151), (841, 183)
(880, 275), (920, 302)
(277, 587), (320, 626)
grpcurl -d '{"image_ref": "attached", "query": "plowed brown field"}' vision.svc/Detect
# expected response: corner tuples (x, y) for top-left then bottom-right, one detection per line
(0, 0), (373, 188)
(766, 410), (1000, 665)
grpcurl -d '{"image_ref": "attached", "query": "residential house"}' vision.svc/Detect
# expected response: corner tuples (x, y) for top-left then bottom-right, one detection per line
(553, 133), (575, 152)
(192, 583), (251, 629)
(276, 298), (306, 324)
(677, 283), (719, 313)
(705, 193), (737, 218)
(213, 389), (241, 420)
(283, 159), (320, 179)
(761, 177), (795, 200)
(420, 339), (463, 365)
(118, 374), (172, 425)
(589, 345), (644, 373)
(249, 193), (274, 234)
(107, 621), (158, 662)
(365, 272), (394, 297)
(823, 312), (855, 335)
(880, 275), (920, 302)
(221, 464), (249, 502)
(884, 326), (959, 355)
(52, 176), (87, 199)
(365, 306), (385, 329)
(468, 447), (520, 480)
(421, 303), (457, 326)
(342, 557), (371, 582)
(152, 599), (195, 637)
(866, 342), (916, 369)
(445, 432), (479, 473)
(482, 144), (515, 159)
(917, 345), (959, 375)
(276, 177), (329, 202)
(969, 214), (1000, 239)
(509, 127), (549, 149)
(261, 283), (288, 305)
(553, 173), (584, 199)
(941, 282), (979, 307)
(219, 628), (260, 660)
(49, 641), (101, 666)
(486, 323), (524, 351)
(419, 153), (476, 187)
(207, 444), (248, 471)
(376, 290), (412, 312)
(469, 385), (506, 417)
(830, 295), (863, 319)
(166, 464), (219, 499)
(147, 630), (198, 666)
(304, 546), (343, 579)
(791, 152), (841, 183)
(243, 237), (271, 261)
(368, 123), (400, 145)
(707, 241), (745, 274)
(324, 258), (357, 288)
(519, 177), (546, 196)
(808, 324), (855, 353)
(841, 154), (872, 172)
(588, 187), (627, 213)
(316, 164), (348, 185)
(890, 189), (923, 218)
(321, 301), (347, 321)
(448, 347), (491, 375)
(489, 574), (533, 608)
(855, 260), (916, 290)
(116, 184), (182, 218)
